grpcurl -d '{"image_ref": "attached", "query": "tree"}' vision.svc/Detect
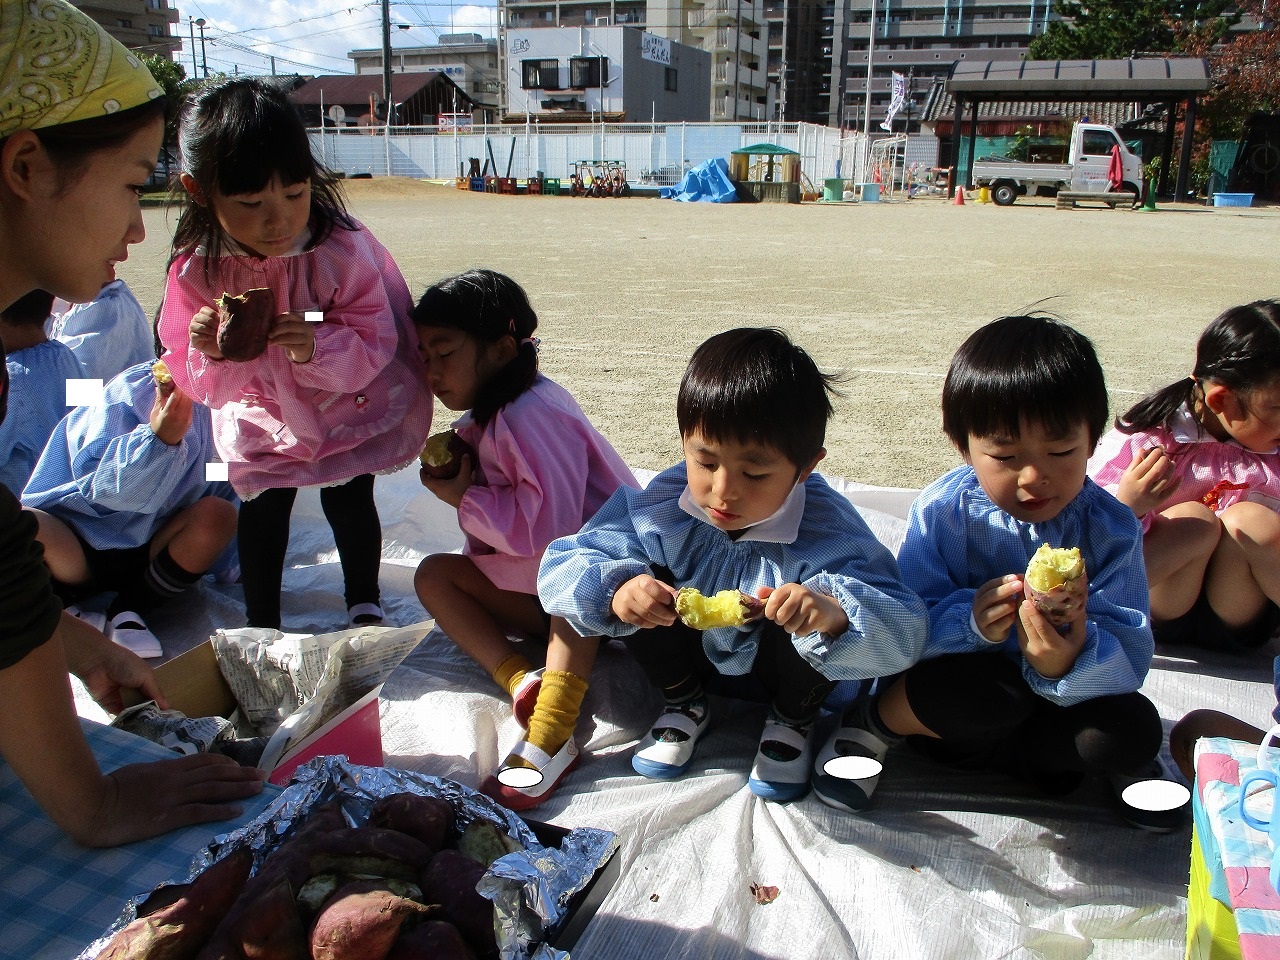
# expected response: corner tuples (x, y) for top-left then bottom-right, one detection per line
(1179, 0), (1280, 140)
(137, 54), (201, 189)
(1027, 0), (1237, 59)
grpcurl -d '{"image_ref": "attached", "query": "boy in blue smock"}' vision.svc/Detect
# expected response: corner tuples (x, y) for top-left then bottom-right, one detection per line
(813, 315), (1179, 830)
(538, 327), (927, 803)
(23, 361), (237, 658)
(0, 289), (85, 495)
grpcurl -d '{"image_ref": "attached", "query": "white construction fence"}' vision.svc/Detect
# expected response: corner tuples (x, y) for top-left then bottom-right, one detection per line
(310, 121), (940, 191)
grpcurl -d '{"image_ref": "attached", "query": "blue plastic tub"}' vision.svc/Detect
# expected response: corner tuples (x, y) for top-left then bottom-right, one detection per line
(1212, 193), (1254, 207)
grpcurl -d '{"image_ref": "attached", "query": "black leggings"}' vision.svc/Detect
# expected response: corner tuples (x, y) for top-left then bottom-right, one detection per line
(623, 617), (837, 723)
(902, 652), (1162, 782)
(237, 474), (381, 628)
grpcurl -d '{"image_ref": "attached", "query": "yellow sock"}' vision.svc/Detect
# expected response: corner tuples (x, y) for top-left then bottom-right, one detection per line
(492, 653), (534, 697)
(511, 670), (588, 768)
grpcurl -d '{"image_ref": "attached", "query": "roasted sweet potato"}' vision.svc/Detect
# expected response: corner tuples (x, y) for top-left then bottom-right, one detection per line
(418, 430), (473, 480)
(387, 920), (477, 960)
(216, 287), (275, 362)
(96, 848), (253, 960)
(367, 793), (454, 855)
(456, 821), (521, 868)
(226, 873), (307, 960)
(309, 879), (439, 960)
(418, 850), (496, 958)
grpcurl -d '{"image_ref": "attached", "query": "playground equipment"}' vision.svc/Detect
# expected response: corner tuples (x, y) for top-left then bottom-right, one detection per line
(729, 143), (801, 203)
(571, 159), (631, 197)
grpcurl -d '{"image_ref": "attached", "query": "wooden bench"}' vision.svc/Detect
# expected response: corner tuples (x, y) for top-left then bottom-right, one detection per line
(1055, 190), (1138, 210)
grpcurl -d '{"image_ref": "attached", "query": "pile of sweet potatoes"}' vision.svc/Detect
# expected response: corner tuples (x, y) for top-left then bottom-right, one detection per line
(95, 792), (526, 960)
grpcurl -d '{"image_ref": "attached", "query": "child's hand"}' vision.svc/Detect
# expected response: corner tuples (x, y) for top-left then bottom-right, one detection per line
(611, 574), (678, 628)
(189, 306), (223, 359)
(150, 380), (193, 446)
(418, 452), (472, 507)
(1015, 595), (1087, 679)
(758, 584), (848, 636)
(973, 574), (1022, 643)
(269, 312), (316, 363)
(1116, 446), (1179, 516)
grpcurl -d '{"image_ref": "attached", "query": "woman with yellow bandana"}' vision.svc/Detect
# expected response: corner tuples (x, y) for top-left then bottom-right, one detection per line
(0, 0), (263, 846)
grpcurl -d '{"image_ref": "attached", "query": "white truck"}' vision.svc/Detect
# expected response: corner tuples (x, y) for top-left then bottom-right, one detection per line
(971, 122), (1145, 206)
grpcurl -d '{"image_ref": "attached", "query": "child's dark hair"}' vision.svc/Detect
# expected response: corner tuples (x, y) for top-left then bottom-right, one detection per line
(411, 269), (539, 427)
(171, 77), (352, 269)
(1117, 299), (1280, 435)
(942, 314), (1108, 452)
(677, 327), (838, 469)
(1, 290), (55, 327)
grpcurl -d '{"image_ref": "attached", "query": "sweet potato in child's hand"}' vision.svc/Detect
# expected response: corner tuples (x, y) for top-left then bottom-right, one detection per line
(418, 430), (472, 480)
(96, 847), (253, 959)
(216, 288), (275, 362)
(1024, 545), (1087, 627)
(675, 588), (765, 630)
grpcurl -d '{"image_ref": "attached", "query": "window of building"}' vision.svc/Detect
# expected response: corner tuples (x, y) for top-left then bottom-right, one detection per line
(664, 66), (678, 91)
(148, 23), (164, 36)
(542, 10), (554, 20)
(521, 58), (561, 89)
(569, 55), (608, 88)
(117, 18), (132, 28)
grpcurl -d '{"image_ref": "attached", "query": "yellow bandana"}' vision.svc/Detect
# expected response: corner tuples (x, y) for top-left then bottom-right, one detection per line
(0, 0), (162, 139)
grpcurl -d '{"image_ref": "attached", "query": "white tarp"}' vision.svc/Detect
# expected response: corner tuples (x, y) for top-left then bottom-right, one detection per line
(73, 465), (1273, 959)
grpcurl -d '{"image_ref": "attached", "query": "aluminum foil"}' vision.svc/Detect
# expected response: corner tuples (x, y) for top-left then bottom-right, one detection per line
(77, 757), (618, 960)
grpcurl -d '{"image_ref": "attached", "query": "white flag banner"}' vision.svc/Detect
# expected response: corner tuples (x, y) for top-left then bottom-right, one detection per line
(880, 71), (907, 131)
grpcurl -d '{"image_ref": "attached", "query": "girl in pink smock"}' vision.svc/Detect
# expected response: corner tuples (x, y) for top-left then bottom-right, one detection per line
(157, 77), (431, 630)
(412, 269), (637, 810)
(1088, 299), (1280, 652)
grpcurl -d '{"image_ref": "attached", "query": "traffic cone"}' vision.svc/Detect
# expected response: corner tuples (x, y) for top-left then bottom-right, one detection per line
(978, 186), (991, 204)
(953, 184), (965, 205)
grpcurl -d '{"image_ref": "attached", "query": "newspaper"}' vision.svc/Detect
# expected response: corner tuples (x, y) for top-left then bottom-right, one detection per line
(210, 622), (427, 740)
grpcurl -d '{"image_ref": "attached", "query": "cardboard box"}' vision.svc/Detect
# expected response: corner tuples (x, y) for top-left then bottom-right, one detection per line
(122, 640), (384, 785)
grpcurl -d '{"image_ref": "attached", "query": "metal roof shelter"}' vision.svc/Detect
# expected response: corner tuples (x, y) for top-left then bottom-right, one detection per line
(946, 59), (1212, 199)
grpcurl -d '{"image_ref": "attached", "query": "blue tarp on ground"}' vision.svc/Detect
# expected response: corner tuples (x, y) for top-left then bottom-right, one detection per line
(660, 156), (738, 202)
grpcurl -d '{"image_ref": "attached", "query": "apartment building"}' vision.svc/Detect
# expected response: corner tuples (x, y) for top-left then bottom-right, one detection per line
(73, 0), (181, 58)
(829, 0), (1054, 129)
(349, 34), (501, 113)
(499, 0), (769, 120)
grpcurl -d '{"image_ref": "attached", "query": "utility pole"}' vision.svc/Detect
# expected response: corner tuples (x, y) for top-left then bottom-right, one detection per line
(381, 0), (393, 126)
(188, 17), (197, 76)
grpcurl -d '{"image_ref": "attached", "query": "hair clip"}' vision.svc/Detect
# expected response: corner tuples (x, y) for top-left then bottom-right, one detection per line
(522, 336), (541, 353)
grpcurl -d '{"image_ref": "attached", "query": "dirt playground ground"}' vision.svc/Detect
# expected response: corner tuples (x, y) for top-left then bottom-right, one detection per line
(123, 181), (1280, 490)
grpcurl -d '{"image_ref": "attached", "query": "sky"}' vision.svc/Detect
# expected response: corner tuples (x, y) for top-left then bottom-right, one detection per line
(172, 1), (499, 78)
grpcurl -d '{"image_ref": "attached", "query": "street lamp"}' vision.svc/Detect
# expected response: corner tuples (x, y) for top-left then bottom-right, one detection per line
(195, 17), (208, 79)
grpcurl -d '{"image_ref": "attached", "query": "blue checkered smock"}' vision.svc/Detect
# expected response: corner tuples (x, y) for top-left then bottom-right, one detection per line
(22, 362), (235, 550)
(897, 465), (1153, 707)
(538, 462), (928, 681)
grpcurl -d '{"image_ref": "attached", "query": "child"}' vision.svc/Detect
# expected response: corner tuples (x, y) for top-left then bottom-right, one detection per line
(0, 289), (85, 495)
(538, 327), (927, 803)
(49, 278), (155, 381)
(22, 361), (238, 658)
(156, 77), (432, 630)
(821, 315), (1169, 827)
(1088, 300), (1280, 653)
(412, 269), (637, 809)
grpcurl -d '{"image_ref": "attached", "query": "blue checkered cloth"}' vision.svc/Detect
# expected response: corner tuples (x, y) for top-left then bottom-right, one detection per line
(0, 719), (278, 960)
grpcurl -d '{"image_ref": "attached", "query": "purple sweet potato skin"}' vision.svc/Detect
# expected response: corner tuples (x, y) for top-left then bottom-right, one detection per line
(227, 873), (307, 960)
(418, 850), (496, 958)
(95, 848), (253, 960)
(216, 287), (275, 362)
(367, 793), (454, 855)
(309, 880), (437, 960)
(387, 920), (478, 960)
